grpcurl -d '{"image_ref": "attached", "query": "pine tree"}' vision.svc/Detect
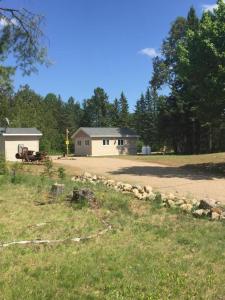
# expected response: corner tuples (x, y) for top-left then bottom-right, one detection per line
(118, 92), (129, 127)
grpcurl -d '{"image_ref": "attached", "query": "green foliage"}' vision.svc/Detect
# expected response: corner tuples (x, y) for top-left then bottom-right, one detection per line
(0, 155), (7, 175)
(57, 167), (66, 180)
(149, 1), (225, 154)
(42, 158), (54, 178)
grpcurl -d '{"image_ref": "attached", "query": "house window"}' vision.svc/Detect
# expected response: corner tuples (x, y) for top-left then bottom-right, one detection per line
(85, 140), (90, 146)
(103, 139), (109, 145)
(118, 139), (124, 146)
(77, 140), (82, 146)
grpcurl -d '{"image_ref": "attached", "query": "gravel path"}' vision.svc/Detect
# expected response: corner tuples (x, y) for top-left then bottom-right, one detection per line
(54, 157), (225, 204)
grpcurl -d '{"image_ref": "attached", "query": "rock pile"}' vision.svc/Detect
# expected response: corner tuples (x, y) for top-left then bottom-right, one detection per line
(71, 172), (225, 221)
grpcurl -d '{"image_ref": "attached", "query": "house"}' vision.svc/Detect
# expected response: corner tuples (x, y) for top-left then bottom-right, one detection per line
(0, 128), (42, 161)
(72, 127), (139, 156)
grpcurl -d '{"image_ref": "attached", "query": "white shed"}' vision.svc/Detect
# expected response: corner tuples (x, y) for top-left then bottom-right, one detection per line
(0, 128), (42, 161)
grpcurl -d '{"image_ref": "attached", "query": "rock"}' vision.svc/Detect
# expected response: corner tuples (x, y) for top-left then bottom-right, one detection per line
(180, 204), (193, 212)
(51, 183), (65, 196)
(193, 209), (210, 217)
(211, 207), (223, 215)
(117, 182), (123, 187)
(141, 192), (149, 200)
(198, 199), (217, 210)
(168, 193), (176, 200)
(122, 184), (133, 192)
(175, 199), (185, 206)
(147, 192), (156, 200)
(92, 175), (98, 181)
(160, 193), (167, 202)
(211, 212), (220, 221)
(132, 188), (140, 197)
(83, 172), (92, 178)
(144, 185), (153, 194)
(132, 185), (143, 193)
(167, 199), (176, 208)
(220, 212), (225, 220)
(107, 180), (115, 186)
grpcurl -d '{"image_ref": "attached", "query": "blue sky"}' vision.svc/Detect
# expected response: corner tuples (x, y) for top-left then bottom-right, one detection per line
(1, 0), (218, 110)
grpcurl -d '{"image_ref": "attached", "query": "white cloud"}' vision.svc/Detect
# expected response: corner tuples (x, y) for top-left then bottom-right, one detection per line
(138, 48), (159, 58)
(202, 3), (218, 11)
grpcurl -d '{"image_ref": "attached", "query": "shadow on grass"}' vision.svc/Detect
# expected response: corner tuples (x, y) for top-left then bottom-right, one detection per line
(109, 162), (225, 180)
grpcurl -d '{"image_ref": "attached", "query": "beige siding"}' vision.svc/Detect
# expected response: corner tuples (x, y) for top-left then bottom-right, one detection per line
(4, 136), (40, 161)
(73, 130), (92, 156)
(0, 136), (5, 156)
(91, 137), (137, 156)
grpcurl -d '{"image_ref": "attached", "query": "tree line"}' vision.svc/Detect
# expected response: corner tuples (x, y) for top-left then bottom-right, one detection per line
(0, 85), (132, 152)
(0, 0), (224, 154)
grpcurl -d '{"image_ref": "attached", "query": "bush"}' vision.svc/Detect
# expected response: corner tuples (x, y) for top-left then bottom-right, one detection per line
(58, 167), (66, 180)
(42, 158), (54, 177)
(136, 140), (144, 153)
(0, 155), (7, 175)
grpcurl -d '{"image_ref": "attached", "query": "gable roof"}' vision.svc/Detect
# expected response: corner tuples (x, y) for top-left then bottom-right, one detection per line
(72, 127), (139, 138)
(0, 128), (42, 136)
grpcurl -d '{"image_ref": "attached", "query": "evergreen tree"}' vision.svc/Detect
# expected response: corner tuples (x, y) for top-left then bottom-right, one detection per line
(118, 92), (129, 127)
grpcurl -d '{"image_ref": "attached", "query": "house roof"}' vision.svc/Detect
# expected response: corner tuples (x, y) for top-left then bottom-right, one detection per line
(72, 127), (139, 138)
(0, 128), (42, 136)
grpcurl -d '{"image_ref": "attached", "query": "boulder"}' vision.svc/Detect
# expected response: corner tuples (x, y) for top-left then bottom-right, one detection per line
(168, 193), (176, 200)
(167, 199), (176, 208)
(83, 172), (92, 178)
(107, 179), (116, 185)
(122, 184), (133, 192)
(180, 203), (193, 212)
(132, 188), (140, 197)
(144, 185), (153, 194)
(211, 211), (220, 221)
(198, 199), (217, 210)
(193, 209), (210, 217)
(92, 175), (98, 181)
(175, 199), (185, 206)
(132, 185), (143, 193)
(211, 207), (223, 215)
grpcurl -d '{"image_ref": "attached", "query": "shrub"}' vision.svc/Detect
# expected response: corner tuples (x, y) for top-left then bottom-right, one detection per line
(0, 155), (7, 175)
(58, 167), (66, 180)
(42, 158), (54, 177)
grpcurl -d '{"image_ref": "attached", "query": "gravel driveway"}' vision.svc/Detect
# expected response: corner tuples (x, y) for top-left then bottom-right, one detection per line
(54, 156), (225, 204)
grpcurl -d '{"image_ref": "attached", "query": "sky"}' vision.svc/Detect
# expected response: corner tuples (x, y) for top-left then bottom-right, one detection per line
(0, 0), (219, 110)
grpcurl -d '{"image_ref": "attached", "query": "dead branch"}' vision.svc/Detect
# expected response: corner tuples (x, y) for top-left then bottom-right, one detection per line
(0, 226), (112, 249)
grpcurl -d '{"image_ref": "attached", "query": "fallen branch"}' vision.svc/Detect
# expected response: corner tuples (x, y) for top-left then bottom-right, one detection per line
(0, 226), (112, 249)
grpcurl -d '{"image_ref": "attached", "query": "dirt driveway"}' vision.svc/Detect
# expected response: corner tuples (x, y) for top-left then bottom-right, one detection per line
(54, 156), (225, 204)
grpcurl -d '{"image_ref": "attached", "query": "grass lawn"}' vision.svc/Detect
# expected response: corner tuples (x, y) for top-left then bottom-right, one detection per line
(113, 152), (225, 175)
(0, 169), (225, 299)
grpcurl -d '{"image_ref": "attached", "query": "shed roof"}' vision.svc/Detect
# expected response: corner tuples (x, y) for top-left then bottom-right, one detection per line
(72, 127), (139, 138)
(0, 128), (42, 136)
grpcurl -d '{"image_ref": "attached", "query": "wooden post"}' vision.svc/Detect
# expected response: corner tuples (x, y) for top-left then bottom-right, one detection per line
(66, 129), (69, 156)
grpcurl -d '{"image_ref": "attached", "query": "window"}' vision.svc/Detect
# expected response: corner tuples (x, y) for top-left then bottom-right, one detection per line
(77, 140), (82, 146)
(118, 139), (124, 146)
(85, 140), (90, 146)
(103, 139), (109, 145)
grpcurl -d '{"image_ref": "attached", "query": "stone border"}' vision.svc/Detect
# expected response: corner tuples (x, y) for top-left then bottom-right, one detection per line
(71, 172), (225, 221)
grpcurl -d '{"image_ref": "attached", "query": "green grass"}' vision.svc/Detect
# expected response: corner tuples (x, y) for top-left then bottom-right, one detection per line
(0, 170), (225, 299)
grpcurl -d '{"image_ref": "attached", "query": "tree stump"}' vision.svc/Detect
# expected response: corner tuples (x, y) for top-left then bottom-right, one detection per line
(70, 188), (98, 209)
(51, 183), (65, 196)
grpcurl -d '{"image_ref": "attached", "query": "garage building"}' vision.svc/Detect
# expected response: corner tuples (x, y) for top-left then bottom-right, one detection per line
(0, 128), (42, 161)
(72, 127), (139, 156)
